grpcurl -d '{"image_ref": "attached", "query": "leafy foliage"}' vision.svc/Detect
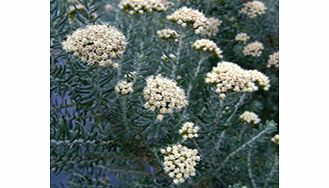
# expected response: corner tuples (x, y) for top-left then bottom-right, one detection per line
(51, 0), (279, 187)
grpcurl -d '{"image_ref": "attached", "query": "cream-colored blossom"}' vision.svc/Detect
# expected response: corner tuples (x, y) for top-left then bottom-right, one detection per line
(62, 25), (127, 67)
(243, 41), (264, 57)
(161, 144), (200, 184)
(239, 111), (260, 125)
(235, 33), (250, 43)
(143, 75), (188, 121)
(271, 134), (279, 145)
(248, 70), (270, 91)
(157, 28), (180, 41)
(167, 7), (221, 36)
(205, 62), (270, 99)
(119, 0), (173, 15)
(240, 1), (267, 19)
(203, 17), (222, 36)
(267, 51), (279, 68)
(192, 39), (223, 58)
(115, 80), (133, 95)
(179, 122), (199, 140)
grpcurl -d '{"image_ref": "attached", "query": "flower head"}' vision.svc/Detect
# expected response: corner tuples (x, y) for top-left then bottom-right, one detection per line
(157, 28), (180, 42)
(248, 70), (271, 91)
(62, 25), (127, 68)
(243, 41), (264, 57)
(267, 51), (279, 68)
(235, 33), (250, 43)
(160, 144), (200, 184)
(115, 80), (134, 95)
(240, 1), (267, 19)
(203, 17), (222, 36)
(119, 0), (173, 15)
(192, 39), (223, 58)
(167, 7), (220, 36)
(239, 111), (261, 125)
(271, 134), (279, 145)
(205, 62), (270, 99)
(143, 75), (188, 121)
(179, 122), (200, 140)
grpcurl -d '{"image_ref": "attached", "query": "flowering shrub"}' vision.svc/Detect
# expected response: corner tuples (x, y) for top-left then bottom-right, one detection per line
(51, 0), (279, 187)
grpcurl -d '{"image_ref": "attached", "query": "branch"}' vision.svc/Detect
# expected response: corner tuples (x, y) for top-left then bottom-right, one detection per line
(50, 139), (113, 146)
(215, 130), (226, 152)
(248, 150), (258, 188)
(185, 55), (207, 100)
(226, 93), (246, 123)
(264, 155), (279, 187)
(219, 124), (273, 169)
(171, 28), (184, 79)
(95, 165), (149, 176)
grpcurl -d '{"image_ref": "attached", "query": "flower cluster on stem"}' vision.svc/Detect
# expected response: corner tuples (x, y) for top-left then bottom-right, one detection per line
(235, 33), (250, 44)
(143, 75), (188, 121)
(157, 28), (180, 42)
(267, 51), (279, 68)
(62, 25), (127, 68)
(179, 122), (200, 140)
(240, 0), (267, 19)
(119, 0), (173, 15)
(205, 62), (270, 99)
(192, 39), (223, 58)
(160, 144), (200, 184)
(239, 111), (261, 125)
(115, 80), (134, 95)
(243, 41), (264, 57)
(167, 7), (221, 36)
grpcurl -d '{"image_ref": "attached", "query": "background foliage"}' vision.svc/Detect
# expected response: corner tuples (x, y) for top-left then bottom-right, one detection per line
(51, 0), (279, 187)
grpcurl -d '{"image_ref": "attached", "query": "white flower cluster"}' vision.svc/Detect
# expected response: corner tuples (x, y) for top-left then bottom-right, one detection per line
(143, 75), (188, 121)
(167, 7), (221, 36)
(271, 134), (279, 145)
(239, 111), (261, 125)
(203, 17), (222, 37)
(115, 80), (133, 95)
(248, 70), (270, 91)
(235, 33), (250, 43)
(240, 1), (267, 19)
(160, 144), (200, 184)
(243, 41), (264, 57)
(179, 122), (199, 140)
(205, 62), (270, 99)
(267, 51), (279, 68)
(157, 28), (180, 42)
(192, 39), (223, 58)
(62, 25), (127, 68)
(119, 0), (172, 15)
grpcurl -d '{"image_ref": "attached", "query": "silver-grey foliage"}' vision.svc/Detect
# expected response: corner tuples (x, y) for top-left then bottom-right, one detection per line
(51, 0), (279, 187)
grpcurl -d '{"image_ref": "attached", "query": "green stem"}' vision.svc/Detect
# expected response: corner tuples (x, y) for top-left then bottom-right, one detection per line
(171, 29), (184, 79)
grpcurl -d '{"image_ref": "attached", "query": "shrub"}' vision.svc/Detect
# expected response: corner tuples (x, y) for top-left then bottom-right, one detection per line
(51, 0), (279, 187)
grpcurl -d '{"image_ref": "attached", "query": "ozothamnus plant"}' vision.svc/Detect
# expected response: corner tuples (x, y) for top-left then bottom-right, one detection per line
(51, 0), (279, 187)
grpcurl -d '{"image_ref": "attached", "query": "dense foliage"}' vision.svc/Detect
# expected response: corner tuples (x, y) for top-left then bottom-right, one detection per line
(51, 0), (279, 187)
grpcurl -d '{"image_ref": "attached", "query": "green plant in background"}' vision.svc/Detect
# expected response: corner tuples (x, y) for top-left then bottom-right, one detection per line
(51, 0), (278, 187)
